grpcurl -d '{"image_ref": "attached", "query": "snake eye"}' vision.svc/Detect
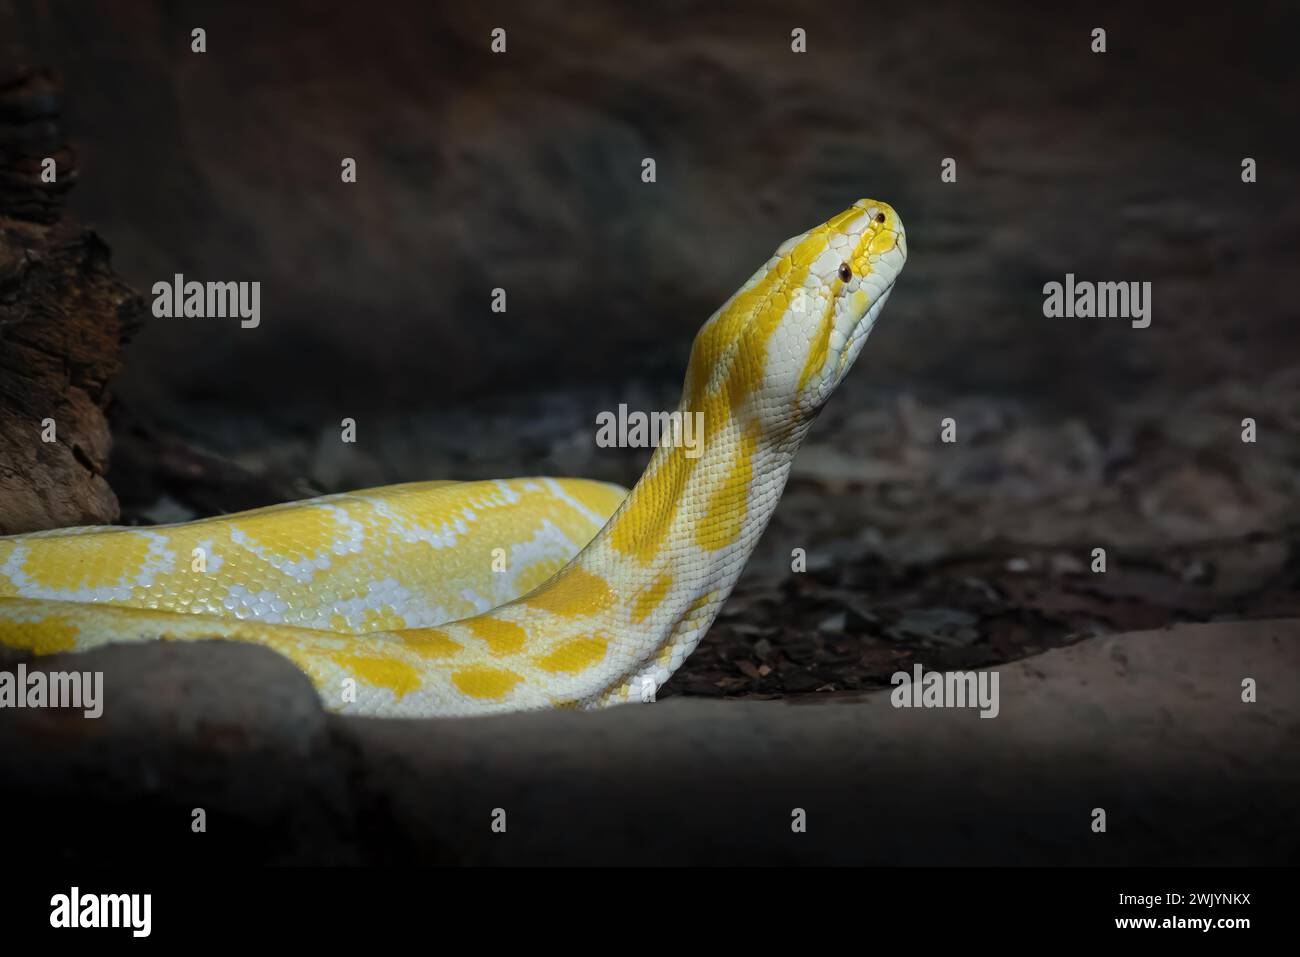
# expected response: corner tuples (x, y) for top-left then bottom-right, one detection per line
(837, 262), (852, 283)
(874, 212), (886, 223)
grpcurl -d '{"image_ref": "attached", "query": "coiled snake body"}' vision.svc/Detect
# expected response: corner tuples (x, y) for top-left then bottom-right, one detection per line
(0, 200), (907, 717)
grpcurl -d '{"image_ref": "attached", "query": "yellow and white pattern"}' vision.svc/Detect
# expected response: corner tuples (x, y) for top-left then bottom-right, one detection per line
(0, 199), (907, 717)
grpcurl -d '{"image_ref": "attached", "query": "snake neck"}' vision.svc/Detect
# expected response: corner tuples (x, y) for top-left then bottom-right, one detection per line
(509, 302), (816, 707)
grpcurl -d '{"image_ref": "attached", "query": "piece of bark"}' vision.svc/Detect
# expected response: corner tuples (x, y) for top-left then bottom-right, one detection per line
(0, 69), (143, 533)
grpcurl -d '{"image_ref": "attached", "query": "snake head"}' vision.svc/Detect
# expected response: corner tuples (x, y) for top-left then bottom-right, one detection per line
(775, 198), (907, 414)
(682, 199), (906, 443)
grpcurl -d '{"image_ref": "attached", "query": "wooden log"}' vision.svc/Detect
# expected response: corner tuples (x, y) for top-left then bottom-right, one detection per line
(0, 69), (143, 533)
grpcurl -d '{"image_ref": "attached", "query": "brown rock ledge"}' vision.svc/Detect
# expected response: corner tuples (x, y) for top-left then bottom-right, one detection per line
(0, 619), (1295, 865)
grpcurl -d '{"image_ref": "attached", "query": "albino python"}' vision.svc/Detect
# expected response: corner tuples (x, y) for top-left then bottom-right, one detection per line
(0, 199), (907, 717)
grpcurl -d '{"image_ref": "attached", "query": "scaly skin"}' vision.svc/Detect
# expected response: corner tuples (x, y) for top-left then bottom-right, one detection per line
(0, 199), (907, 716)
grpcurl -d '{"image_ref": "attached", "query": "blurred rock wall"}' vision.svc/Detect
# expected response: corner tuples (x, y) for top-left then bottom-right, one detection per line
(3, 1), (1297, 425)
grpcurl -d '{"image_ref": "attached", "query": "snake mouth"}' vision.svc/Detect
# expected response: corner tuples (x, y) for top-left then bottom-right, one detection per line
(819, 282), (895, 399)
(812, 212), (905, 406)
(833, 221), (905, 350)
(797, 283), (897, 418)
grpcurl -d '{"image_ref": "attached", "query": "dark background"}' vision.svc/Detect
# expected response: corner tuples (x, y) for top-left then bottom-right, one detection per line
(3, 0), (1297, 429)
(1, 1), (1298, 867)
